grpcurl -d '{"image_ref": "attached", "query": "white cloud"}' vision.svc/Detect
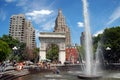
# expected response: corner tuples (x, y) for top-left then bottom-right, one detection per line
(107, 6), (120, 25)
(77, 22), (84, 27)
(25, 10), (54, 24)
(5, 0), (16, 3)
(93, 30), (104, 37)
(26, 10), (53, 16)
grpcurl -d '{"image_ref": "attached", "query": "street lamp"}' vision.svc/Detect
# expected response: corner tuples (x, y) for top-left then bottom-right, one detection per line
(12, 46), (18, 66)
(105, 47), (111, 64)
(12, 46), (18, 55)
(106, 47), (111, 51)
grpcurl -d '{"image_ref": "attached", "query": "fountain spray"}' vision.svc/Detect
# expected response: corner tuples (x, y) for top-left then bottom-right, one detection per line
(82, 0), (94, 75)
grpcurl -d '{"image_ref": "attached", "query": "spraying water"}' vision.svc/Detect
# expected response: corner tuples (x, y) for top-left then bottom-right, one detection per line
(94, 42), (102, 75)
(82, 0), (94, 75)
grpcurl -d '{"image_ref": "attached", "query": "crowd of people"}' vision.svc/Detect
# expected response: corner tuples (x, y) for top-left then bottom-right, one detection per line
(36, 61), (61, 74)
(0, 60), (24, 72)
(0, 60), (61, 76)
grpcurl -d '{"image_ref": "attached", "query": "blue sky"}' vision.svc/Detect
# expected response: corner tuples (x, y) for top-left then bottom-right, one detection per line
(0, 0), (120, 47)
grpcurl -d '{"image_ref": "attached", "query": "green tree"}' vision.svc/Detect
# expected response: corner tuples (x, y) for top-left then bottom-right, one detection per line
(0, 40), (11, 62)
(93, 34), (102, 52)
(0, 35), (19, 48)
(93, 26), (120, 63)
(32, 48), (39, 63)
(0, 35), (26, 62)
(102, 27), (120, 63)
(46, 44), (59, 62)
(76, 45), (85, 62)
(17, 42), (26, 61)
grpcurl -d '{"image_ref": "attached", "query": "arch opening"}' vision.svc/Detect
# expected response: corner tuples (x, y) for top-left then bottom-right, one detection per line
(46, 44), (59, 62)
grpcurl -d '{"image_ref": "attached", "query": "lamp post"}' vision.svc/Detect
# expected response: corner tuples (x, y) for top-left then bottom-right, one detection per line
(12, 46), (18, 55)
(105, 47), (111, 64)
(12, 46), (18, 64)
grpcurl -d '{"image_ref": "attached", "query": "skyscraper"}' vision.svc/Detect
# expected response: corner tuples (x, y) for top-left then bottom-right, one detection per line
(9, 14), (36, 49)
(80, 32), (85, 46)
(54, 9), (71, 46)
(25, 20), (36, 49)
(9, 14), (26, 42)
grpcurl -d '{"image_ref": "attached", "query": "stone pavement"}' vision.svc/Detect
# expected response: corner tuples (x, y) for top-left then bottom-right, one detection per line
(0, 65), (37, 80)
(0, 65), (52, 80)
(0, 69), (29, 80)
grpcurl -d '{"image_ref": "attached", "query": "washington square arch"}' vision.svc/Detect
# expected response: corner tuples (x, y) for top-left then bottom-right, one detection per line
(39, 32), (66, 64)
(39, 9), (71, 64)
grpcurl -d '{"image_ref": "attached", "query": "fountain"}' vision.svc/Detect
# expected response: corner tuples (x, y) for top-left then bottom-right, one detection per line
(78, 0), (102, 79)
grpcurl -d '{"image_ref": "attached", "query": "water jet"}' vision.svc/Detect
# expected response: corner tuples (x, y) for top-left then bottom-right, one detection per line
(78, 0), (102, 79)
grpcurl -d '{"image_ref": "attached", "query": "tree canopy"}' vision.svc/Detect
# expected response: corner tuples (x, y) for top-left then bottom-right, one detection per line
(0, 35), (19, 48)
(102, 27), (120, 63)
(46, 44), (59, 62)
(0, 40), (11, 62)
(0, 35), (26, 62)
(93, 26), (120, 63)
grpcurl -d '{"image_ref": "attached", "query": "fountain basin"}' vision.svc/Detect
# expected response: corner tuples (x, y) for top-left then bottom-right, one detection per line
(77, 74), (102, 79)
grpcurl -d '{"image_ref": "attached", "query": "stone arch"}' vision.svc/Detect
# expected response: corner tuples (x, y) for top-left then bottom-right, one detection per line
(39, 32), (66, 64)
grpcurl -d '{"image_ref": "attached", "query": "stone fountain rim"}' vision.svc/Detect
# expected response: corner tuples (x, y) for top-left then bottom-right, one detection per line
(77, 74), (102, 79)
